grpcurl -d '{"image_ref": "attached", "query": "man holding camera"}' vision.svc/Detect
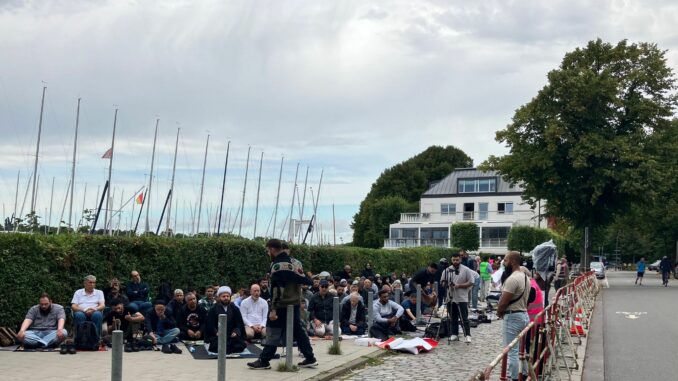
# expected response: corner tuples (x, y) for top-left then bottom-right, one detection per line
(440, 252), (475, 343)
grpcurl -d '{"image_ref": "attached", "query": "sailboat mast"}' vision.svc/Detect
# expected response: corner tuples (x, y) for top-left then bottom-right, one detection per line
(298, 166), (309, 242)
(333, 203), (336, 246)
(196, 134), (210, 234)
(78, 182), (87, 230)
(217, 140), (231, 236)
(285, 163), (299, 240)
(145, 118), (159, 233)
(48, 177), (55, 228)
(68, 98), (80, 230)
(253, 151), (264, 238)
(56, 179), (72, 234)
(272, 156), (284, 239)
(13, 170), (20, 224)
(30, 86), (46, 214)
(104, 108), (118, 235)
(165, 127), (179, 235)
(238, 146), (251, 237)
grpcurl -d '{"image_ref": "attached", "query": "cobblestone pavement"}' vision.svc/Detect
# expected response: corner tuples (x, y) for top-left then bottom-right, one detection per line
(341, 315), (505, 381)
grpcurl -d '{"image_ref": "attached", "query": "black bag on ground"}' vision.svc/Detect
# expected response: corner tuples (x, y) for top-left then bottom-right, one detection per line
(424, 318), (450, 339)
(75, 321), (99, 350)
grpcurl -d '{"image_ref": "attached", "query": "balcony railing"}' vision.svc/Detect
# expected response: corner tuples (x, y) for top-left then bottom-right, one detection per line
(481, 238), (509, 248)
(383, 238), (449, 248)
(398, 210), (535, 224)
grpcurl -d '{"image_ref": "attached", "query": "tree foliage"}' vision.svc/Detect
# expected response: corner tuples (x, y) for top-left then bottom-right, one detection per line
(508, 226), (557, 254)
(485, 39), (677, 232)
(352, 146), (473, 248)
(451, 223), (479, 251)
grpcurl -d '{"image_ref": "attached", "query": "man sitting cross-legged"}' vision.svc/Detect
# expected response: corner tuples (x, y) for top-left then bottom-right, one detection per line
(240, 283), (268, 340)
(308, 279), (334, 337)
(177, 292), (207, 341)
(145, 299), (181, 354)
(205, 286), (247, 354)
(340, 292), (366, 336)
(105, 298), (144, 351)
(369, 289), (404, 340)
(17, 293), (67, 349)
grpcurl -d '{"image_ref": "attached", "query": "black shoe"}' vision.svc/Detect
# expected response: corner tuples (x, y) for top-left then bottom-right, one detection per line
(124, 343), (133, 352)
(131, 342), (140, 352)
(170, 343), (182, 354)
(298, 357), (318, 368)
(161, 344), (172, 354)
(59, 343), (68, 355)
(67, 344), (77, 354)
(247, 360), (271, 369)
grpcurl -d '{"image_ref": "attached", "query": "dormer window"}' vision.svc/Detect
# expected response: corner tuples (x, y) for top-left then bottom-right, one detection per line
(457, 178), (497, 193)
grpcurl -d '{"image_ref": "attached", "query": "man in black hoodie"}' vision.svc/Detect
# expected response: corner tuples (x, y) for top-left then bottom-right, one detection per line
(247, 239), (317, 370)
(178, 292), (206, 341)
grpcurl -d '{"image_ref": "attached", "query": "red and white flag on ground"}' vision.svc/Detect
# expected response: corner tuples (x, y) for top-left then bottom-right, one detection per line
(136, 192), (144, 205)
(101, 147), (113, 159)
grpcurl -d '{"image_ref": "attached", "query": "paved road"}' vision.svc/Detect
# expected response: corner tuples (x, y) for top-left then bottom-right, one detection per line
(603, 270), (678, 380)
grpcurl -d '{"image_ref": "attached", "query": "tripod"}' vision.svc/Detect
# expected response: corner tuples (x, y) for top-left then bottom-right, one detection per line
(436, 282), (470, 344)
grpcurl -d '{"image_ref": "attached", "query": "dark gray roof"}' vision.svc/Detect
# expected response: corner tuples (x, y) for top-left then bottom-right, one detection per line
(422, 168), (522, 197)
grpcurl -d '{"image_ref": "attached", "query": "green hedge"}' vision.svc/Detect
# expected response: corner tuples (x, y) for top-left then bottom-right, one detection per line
(0, 233), (454, 329)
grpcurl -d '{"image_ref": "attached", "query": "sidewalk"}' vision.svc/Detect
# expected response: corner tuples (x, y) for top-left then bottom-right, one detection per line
(0, 338), (381, 381)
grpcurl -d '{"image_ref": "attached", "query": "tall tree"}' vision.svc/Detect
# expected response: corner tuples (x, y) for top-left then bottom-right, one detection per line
(352, 145), (472, 248)
(485, 39), (677, 262)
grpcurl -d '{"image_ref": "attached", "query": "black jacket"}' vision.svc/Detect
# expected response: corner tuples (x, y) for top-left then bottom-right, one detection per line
(178, 304), (207, 335)
(340, 301), (366, 327)
(410, 268), (435, 289)
(126, 281), (150, 303)
(308, 292), (334, 323)
(205, 302), (244, 340)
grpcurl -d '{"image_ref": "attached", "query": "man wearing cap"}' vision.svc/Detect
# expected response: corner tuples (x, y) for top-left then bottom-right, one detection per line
(248, 239), (317, 370)
(308, 279), (335, 337)
(205, 286), (246, 354)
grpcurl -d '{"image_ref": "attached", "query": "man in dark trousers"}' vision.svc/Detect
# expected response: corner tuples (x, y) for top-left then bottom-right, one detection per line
(409, 263), (438, 306)
(247, 239), (318, 370)
(660, 256), (673, 287)
(205, 286), (246, 354)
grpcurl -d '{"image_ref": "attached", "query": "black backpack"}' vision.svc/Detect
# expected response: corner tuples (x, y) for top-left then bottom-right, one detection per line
(424, 318), (450, 339)
(75, 321), (99, 350)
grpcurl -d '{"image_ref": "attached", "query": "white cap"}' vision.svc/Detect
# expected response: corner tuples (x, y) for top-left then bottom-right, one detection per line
(217, 286), (232, 296)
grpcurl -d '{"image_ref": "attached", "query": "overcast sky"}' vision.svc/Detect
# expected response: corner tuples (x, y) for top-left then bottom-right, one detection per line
(1, 0), (677, 242)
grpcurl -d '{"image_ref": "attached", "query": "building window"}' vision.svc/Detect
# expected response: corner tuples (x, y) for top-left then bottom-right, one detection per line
(479, 203), (488, 220)
(420, 228), (449, 239)
(458, 178), (497, 193)
(481, 227), (511, 247)
(498, 202), (514, 215)
(441, 203), (456, 215)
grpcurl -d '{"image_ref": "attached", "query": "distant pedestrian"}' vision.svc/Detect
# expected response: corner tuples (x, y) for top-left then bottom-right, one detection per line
(635, 257), (645, 286)
(660, 256), (672, 287)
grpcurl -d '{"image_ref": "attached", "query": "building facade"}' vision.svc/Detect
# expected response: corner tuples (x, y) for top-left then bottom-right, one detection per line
(384, 168), (542, 254)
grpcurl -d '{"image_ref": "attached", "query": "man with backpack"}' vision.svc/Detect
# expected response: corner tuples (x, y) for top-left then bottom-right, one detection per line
(71, 275), (105, 344)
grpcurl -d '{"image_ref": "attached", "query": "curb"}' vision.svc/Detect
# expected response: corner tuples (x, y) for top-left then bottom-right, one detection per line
(581, 290), (605, 380)
(305, 349), (390, 381)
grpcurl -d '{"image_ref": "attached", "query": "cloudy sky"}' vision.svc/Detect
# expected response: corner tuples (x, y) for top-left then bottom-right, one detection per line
(1, 0), (677, 242)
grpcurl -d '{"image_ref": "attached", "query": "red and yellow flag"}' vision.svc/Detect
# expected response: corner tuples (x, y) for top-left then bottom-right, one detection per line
(136, 192), (144, 205)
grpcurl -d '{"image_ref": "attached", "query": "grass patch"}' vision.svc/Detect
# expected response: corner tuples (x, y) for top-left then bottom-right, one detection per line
(276, 363), (299, 372)
(328, 342), (342, 355)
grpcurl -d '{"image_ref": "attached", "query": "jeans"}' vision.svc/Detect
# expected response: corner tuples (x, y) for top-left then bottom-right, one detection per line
(450, 302), (470, 336)
(340, 323), (365, 335)
(471, 277), (480, 309)
(23, 329), (68, 348)
(74, 311), (103, 337)
(259, 306), (315, 364)
(128, 301), (152, 315)
(156, 328), (180, 344)
(503, 312), (529, 380)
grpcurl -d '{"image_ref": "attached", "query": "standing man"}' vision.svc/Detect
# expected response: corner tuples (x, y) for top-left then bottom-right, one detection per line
(479, 256), (494, 302)
(440, 253), (475, 343)
(126, 270), (151, 315)
(17, 293), (67, 349)
(635, 257), (646, 286)
(71, 275), (105, 338)
(554, 258), (569, 290)
(248, 239), (317, 370)
(240, 283), (268, 339)
(660, 256), (672, 287)
(496, 252), (531, 381)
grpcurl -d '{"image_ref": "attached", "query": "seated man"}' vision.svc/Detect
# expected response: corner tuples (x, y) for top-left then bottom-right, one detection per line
(342, 282), (364, 305)
(177, 292), (207, 341)
(340, 292), (366, 336)
(105, 298), (144, 350)
(308, 280), (334, 337)
(239, 284), (268, 340)
(166, 289), (185, 323)
(205, 286), (246, 354)
(71, 275), (105, 338)
(105, 285), (129, 308)
(17, 293), (67, 349)
(199, 285), (217, 311)
(145, 299), (181, 354)
(370, 290), (404, 340)
(126, 270), (152, 314)
(399, 291), (418, 332)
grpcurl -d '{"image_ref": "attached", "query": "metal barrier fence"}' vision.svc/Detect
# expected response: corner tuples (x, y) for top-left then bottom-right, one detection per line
(469, 271), (600, 381)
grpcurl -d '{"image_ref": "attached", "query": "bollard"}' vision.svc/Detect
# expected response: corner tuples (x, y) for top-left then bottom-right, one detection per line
(416, 284), (423, 324)
(434, 281), (439, 312)
(111, 330), (123, 381)
(367, 291), (374, 337)
(285, 305), (294, 369)
(332, 297), (340, 348)
(394, 289), (401, 305)
(217, 314), (227, 381)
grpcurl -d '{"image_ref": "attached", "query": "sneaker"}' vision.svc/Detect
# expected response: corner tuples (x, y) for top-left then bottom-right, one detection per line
(161, 344), (172, 354)
(247, 360), (271, 370)
(67, 344), (77, 355)
(124, 343), (133, 353)
(59, 343), (68, 355)
(465, 336), (472, 343)
(298, 357), (318, 368)
(170, 343), (183, 354)
(449, 335), (459, 342)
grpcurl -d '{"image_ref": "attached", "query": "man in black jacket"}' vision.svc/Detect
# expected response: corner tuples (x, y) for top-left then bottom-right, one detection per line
(126, 270), (151, 314)
(340, 293), (366, 335)
(308, 280), (334, 337)
(247, 239), (317, 370)
(409, 263), (439, 306)
(205, 286), (246, 354)
(145, 300), (181, 354)
(177, 292), (206, 341)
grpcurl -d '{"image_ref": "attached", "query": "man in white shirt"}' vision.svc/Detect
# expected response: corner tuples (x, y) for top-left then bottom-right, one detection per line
(71, 275), (105, 337)
(239, 283), (268, 339)
(440, 252), (475, 343)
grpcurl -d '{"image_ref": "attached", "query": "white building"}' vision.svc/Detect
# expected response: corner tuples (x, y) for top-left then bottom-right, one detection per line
(384, 168), (542, 254)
